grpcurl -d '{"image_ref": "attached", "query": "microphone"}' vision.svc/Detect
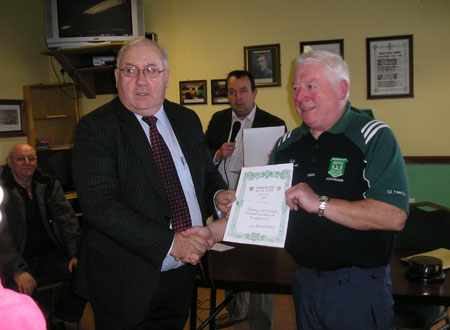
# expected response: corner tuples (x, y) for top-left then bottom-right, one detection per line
(229, 121), (241, 143)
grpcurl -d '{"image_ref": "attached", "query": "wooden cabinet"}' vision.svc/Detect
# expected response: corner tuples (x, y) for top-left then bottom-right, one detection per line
(41, 43), (124, 98)
(65, 191), (83, 218)
(23, 83), (80, 148)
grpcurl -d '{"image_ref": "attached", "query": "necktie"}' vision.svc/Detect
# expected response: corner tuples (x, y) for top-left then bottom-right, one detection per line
(143, 116), (192, 231)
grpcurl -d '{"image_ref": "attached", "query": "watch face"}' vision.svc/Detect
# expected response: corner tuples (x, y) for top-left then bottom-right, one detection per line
(318, 196), (328, 217)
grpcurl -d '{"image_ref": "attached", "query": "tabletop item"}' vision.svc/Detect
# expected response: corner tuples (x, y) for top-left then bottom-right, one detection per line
(405, 256), (447, 283)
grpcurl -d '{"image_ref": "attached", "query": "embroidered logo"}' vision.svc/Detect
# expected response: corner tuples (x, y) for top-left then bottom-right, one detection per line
(328, 157), (348, 178)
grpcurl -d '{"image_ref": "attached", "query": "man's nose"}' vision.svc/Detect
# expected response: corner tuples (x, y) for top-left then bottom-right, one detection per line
(136, 71), (149, 84)
(293, 87), (308, 103)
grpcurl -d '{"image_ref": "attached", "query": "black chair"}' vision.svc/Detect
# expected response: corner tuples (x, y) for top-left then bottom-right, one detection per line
(394, 202), (450, 330)
(35, 281), (63, 314)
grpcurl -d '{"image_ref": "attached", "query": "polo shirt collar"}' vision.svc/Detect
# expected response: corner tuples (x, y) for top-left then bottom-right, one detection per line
(299, 103), (353, 135)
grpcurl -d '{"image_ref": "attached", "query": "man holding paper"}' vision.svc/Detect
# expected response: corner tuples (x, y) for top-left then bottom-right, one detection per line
(205, 70), (285, 330)
(206, 70), (286, 190)
(270, 51), (409, 330)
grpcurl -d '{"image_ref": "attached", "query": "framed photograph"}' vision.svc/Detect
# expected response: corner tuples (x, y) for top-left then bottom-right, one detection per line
(179, 80), (207, 105)
(244, 44), (280, 87)
(366, 35), (414, 99)
(300, 39), (344, 58)
(0, 100), (26, 137)
(211, 79), (229, 105)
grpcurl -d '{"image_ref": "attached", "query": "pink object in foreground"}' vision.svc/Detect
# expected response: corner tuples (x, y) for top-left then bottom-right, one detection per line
(0, 281), (46, 330)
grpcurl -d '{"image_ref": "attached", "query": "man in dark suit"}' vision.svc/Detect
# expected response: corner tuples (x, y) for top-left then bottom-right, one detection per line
(72, 38), (235, 330)
(205, 70), (286, 330)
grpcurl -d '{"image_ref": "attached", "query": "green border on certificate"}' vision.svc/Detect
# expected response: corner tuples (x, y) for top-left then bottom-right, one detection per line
(224, 163), (293, 248)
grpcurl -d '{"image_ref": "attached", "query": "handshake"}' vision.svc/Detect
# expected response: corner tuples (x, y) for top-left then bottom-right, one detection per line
(170, 190), (235, 265)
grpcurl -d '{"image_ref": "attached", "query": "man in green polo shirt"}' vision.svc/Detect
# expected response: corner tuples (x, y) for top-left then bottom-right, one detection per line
(270, 50), (409, 330)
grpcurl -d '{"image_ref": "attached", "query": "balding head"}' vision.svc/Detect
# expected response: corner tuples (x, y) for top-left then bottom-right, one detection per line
(6, 144), (37, 185)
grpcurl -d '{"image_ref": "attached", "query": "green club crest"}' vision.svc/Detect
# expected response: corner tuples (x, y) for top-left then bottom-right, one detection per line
(328, 157), (348, 178)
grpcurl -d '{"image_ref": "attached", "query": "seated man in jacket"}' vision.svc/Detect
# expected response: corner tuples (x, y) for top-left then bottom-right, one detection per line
(0, 143), (85, 329)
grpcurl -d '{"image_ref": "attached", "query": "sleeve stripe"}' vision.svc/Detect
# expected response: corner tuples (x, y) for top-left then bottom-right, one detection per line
(277, 130), (292, 147)
(365, 124), (390, 144)
(361, 120), (390, 144)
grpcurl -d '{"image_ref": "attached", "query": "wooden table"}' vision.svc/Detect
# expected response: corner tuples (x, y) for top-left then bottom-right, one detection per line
(190, 244), (450, 329)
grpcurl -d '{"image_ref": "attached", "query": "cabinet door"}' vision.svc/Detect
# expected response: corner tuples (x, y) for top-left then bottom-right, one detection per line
(23, 83), (80, 147)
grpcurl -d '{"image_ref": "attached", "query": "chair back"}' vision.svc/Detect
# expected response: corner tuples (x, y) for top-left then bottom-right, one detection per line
(395, 203), (450, 250)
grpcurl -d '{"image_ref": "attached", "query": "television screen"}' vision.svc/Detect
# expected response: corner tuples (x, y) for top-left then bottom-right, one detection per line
(58, 1), (132, 38)
(44, 0), (145, 49)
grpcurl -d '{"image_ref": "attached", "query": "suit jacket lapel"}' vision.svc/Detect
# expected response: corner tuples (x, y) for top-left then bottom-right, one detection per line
(223, 109), (233, 137)
(252, 106), (262, 127)
(164, 101), (194, 175)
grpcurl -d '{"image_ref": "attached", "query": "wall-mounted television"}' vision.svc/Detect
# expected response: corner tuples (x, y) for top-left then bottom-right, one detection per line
(43, 0), (145, 49)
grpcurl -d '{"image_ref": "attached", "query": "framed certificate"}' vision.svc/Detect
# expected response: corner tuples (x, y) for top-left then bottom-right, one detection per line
(300, 39), (344, 58)
(366, 35), (414, 99)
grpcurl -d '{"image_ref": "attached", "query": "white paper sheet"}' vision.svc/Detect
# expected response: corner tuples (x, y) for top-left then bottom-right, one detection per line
(243, 126), (285, 167)
(211, 243), (235, 252)
(223, 163), (293, 248)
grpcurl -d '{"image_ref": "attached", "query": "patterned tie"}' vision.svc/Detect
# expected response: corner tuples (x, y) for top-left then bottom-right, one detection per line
(143, 116), (192, 231)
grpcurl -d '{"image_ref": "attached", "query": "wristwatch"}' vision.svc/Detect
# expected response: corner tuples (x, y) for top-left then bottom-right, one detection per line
(317, 195), (329, 217)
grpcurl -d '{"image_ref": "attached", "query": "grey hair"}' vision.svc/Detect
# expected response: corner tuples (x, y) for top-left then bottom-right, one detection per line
(116, 38), (168, 70)
(296, 50), (350, 101)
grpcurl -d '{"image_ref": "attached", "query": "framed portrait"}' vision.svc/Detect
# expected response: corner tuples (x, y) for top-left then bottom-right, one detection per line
(179, 80), (207, 105)
(366, 35), (414, 99)
(0, 100), (26, 137)
(300, 39), (344, 58)
(211, 79), (229, 105)
(244, 44), (281, 88)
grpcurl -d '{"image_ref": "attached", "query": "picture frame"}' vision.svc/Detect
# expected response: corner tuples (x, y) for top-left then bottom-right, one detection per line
(211, 79), (229, 105)
(300, 39), (344, 58)
(366, 35), (414, 99)
(244, 44), (281, 88)
(179, 80), (207, 105)
(0, 99), (26, 137)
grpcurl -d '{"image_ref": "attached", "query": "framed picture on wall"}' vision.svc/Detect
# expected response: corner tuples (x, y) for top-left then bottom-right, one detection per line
(366, 35), (414, 99)
(0, 100), (26, 137)
(179, 80), (207, 105)
(244, 44), (281, 88)
(300, 39), (344, 58)
(211, 79), (229, 105)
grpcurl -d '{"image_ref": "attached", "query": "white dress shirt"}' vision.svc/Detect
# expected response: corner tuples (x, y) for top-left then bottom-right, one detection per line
(136, 105), (202, 271)
(216, 105), (257, 190)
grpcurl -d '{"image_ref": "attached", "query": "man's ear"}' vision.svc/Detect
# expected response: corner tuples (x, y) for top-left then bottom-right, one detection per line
(165, 69), (170, 89)
(114, 69), (119, 88)
(337, 80), (349, 100)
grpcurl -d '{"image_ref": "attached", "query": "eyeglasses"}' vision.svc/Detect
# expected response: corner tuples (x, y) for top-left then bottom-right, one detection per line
(13, 156), (37, 163)
(119, 66), (166, 78)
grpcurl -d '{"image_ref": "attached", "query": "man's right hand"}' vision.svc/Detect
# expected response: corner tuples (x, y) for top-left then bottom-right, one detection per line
(14, 271), (37, 296)
(216, 142), (235, 160)
(170, 231), (210, 265)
